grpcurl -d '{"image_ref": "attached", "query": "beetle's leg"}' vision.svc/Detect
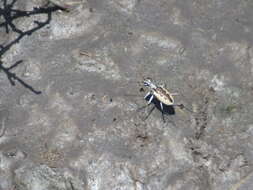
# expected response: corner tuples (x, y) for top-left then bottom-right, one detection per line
(147, 95), (154, 105)
(137, 92), (153, 112)
(159, 82), (166, 88)
(159, 102), (165, 123)
(144, 91), (151, 99)
(144, 105), (155, 121)
(160, 102), (163, 111)
(161, 112), (165, 123)
(172, 103), (184, 109)
(137, 103), (151, 112)
(172, 103), (195, 114)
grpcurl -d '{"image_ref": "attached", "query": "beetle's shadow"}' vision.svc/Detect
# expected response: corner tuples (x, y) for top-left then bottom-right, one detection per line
(137, 94), (176, 124)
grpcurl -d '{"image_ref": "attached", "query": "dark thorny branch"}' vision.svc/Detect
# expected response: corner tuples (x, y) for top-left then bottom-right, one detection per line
(0, 0), (65, 94)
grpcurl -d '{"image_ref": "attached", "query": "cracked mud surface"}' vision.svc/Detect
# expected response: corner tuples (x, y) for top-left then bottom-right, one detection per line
(1, 0), (253, 189)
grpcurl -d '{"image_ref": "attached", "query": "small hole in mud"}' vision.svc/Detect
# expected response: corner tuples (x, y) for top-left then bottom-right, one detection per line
(139, 88), (144, 92)
(90, 94), (96, 100)
(113, 118), (117, 122)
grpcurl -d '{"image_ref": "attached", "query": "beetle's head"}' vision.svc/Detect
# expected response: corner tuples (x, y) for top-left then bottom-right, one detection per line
(143, 78), (156, 89)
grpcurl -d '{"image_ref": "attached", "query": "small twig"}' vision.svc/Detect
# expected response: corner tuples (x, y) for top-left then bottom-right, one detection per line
(66, 179), (75, 190)
(0, 117), (6, 138)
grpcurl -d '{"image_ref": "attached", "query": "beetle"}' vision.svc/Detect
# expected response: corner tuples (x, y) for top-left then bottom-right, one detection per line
(142, 78), (185, 122)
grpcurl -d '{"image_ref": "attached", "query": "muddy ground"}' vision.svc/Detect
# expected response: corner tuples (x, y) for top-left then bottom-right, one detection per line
(1, 0), (253, 189)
